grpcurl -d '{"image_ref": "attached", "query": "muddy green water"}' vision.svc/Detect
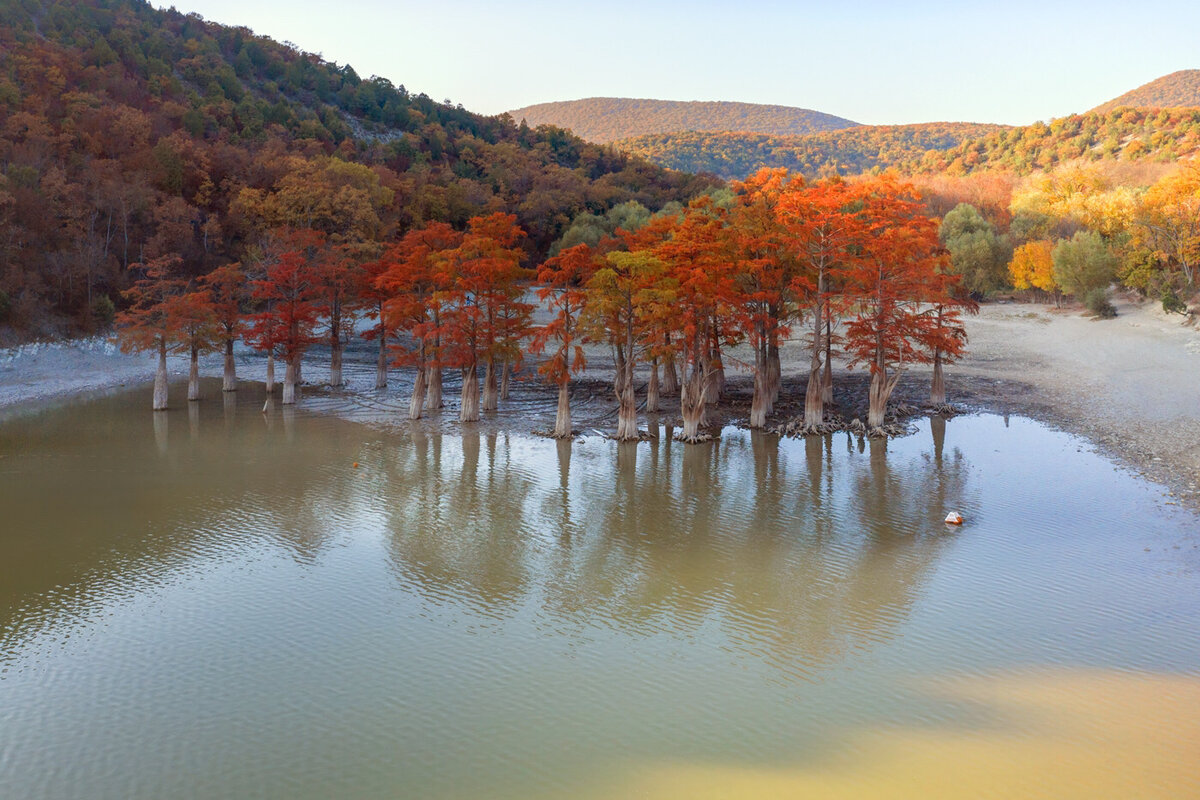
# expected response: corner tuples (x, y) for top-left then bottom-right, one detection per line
(1, 384), (1199, 799)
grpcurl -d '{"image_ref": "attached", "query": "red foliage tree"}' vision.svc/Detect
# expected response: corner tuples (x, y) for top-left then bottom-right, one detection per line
(840, 177), (963, 427)
(776, 177), (864, 427)
(375, 223), (461, 418)
(115, 254), (185, 410)
(200, 262), (247, 392)
(246, 229), (324, 404)
(530, 243), (596, 438)
(430, 213), (530, 422)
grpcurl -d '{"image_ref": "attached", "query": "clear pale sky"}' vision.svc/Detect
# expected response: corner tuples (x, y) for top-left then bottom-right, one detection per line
(166, 0), (1199, 125)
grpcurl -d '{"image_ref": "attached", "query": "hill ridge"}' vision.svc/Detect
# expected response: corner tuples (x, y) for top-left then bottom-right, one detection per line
(507, 97), (858, 143)
(1090, 69), (1200, 113)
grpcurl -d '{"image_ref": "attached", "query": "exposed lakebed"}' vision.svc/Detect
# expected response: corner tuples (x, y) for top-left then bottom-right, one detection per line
(1, 384), (1198, 798)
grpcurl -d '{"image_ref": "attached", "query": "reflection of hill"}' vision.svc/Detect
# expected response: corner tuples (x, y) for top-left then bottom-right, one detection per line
(382, 423), (972, 677)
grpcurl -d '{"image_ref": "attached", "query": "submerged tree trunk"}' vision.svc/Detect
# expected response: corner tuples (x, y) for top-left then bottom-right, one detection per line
(499, 359), (511, 400)
(223, 338), (236, 392)
(282, 354), (299, 405)
(662, 345), (680, 396)
(749, 347), (770, 429)
(867, 367), (901, 428)
(680, 366), (707, 441)
(804, 314), (824, 426)
(265, 352), (275, 394)
(153, 339), (169, 411)
(767, 339), (781, 405)
(614, 330), (638, 440)
(646, 358), (661, 413)
(930, 350), (945, 405)
(822, 317), (834, 405)
(613, 343), (626, 396)
(375, 335), (388, 389)
(553, 380), (572, 438)
(482, 357), (498, 411)
(329, 337), (343, 387)
(188, 344), (201, 401)
(426, 365), (442, 409)
(409, 359), (427, 420)
(460, 363), (480, 422)
(710, 331), (725, 402)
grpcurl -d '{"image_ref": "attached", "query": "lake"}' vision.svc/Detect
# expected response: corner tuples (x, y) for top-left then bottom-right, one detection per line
(1, 383), (1198, 798)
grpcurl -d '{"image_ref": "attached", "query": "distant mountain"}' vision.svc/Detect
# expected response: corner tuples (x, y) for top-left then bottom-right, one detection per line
(612, 123), (1008, 180)
(507, 98), (859, 144)
(1091, 70), (1200, 113)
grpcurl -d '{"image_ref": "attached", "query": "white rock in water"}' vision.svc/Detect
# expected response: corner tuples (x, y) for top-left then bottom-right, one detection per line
(945, 511), (964, 525)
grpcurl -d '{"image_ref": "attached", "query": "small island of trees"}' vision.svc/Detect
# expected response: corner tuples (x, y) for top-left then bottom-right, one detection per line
(115, 169), (976, 440)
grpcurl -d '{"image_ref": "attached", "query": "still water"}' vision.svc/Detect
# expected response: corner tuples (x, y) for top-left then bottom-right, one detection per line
(1, 384), (1199, 799)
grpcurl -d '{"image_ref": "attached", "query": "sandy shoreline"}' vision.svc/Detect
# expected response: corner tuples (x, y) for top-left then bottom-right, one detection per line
(2, 299), (1197, 502)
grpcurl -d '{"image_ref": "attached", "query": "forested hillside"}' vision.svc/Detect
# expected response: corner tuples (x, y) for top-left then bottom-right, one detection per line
(613, 123), (1006, 179)
(0, 0), (714, 339)
(907, 107), (1200, 175)
(507, 98), (858, 144)
(1091, 70), (1200, 113)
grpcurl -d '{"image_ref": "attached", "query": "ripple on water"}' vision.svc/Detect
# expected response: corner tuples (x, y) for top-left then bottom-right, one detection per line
(1, 394), (1199, 799)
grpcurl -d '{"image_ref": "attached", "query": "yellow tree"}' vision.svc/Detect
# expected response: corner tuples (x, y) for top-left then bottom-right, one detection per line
(1134, 165), (1200, 287)
(1009, 240), (1059, 303)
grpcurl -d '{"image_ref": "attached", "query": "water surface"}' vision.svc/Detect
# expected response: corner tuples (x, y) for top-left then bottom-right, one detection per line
(1, 384), (1198, 798)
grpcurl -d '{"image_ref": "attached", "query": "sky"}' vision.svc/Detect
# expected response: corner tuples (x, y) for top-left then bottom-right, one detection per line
(167, 0), (1200, 126)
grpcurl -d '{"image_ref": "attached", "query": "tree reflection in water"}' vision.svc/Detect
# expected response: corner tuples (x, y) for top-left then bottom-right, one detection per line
(382, 419), (971, 679)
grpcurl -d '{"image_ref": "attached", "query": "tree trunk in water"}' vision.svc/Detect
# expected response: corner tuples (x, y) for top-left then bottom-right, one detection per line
(482, 357), (498, 411)
(613, 344), (626, 396)
(804, 311), (824, 427)
(680, 367), (706, 441)
(265, 352), (275, 394)
(646, 359), (660, 412)
(499, 359), (511, 400)
(821, 355), (833, 405)
(460, 363), (480, 422)
(554, 381), (572, 438)
(409, 362), (427, 420)
(804, 361), (823, 426)
(282, 355), (298, 405)
(749, 350), (769, 429)
(188, 345), (201, 401)
(375, 336), (388, 389)
(822, 317), (834, 405)
(710, 343), (725, 402)
(767, 340), (781, 405)
(930, 351), (945, 405)
(662, 350), (679, 395)
(153, 340), (169, 411)
(330, 339), (343, 387)
(867, 369), (900, 428)
(615, 381), (638, 440)
(223, 338), (236, 392)
(426, 365), (442, 409)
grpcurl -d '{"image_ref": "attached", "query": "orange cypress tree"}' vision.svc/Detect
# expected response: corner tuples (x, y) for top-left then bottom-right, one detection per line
(430, 213), (529, 422)
(728, 168), (799, 427)
(116, 254), (186, 410)
(531, 243), (596, 438)
(375, 223), (460, 419)
(776, 177), (863, 427)
(200, 262), (247, 392)
(246, 229), (325, 404)
(840, 177), (963, 428)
